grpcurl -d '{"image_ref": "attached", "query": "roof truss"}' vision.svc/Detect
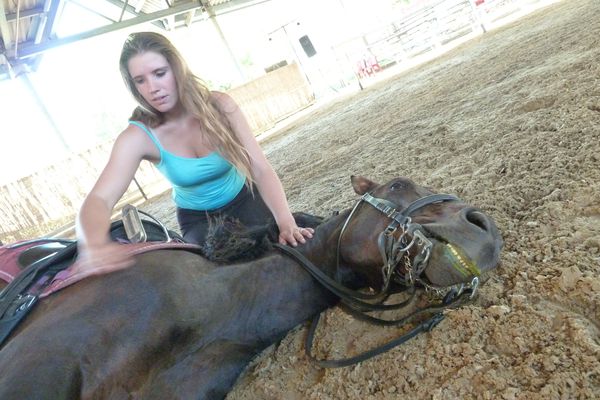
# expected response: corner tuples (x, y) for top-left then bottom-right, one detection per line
(0, 0), (265, 80)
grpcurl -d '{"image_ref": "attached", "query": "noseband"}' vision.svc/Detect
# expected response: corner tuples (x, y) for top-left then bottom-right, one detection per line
(276, 190), (481, 367)
(341, 192), (480, 296)
(340, 192), (460, 292)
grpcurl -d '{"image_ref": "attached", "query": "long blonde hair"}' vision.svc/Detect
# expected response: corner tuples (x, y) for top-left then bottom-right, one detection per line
(119, 31), (253, 185)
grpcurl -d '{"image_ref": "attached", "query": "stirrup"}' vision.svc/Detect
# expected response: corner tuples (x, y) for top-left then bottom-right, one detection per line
(121, 204), (148, 243)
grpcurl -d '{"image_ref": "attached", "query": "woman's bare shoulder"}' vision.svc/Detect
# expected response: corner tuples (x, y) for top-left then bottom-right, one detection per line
(123, 120), (162, 138)
(113, 123), (157, 158)
(115, 123), (145, 143)
(210, 90), (239, 113)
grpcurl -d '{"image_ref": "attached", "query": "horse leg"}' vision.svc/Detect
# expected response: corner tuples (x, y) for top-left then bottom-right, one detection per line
(138, 340), (258, 400)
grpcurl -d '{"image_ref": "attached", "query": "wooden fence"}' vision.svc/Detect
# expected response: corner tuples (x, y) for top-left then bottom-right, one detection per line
(0, 62), (314, 244)
(0, 143), (168, 243)
(229, 63), (314, 133)
(333, 0), (535, 73)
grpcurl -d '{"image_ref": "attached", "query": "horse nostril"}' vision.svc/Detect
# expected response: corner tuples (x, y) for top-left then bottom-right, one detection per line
(465, 209), (491, 232)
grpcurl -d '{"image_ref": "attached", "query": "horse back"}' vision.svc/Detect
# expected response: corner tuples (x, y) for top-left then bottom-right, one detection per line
(0, 250), (216, 399)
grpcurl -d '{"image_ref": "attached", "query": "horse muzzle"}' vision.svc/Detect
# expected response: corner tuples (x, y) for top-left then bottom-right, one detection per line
(420, 207), (503, 287)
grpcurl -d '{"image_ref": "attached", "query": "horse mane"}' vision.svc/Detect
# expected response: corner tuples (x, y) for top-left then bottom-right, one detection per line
(202, 217), (277, 263)
(202, 212), (327, 264)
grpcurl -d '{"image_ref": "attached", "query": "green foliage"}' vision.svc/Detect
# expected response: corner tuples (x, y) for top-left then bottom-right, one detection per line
(240, 52), (254, 68)
(205, 79), (232, 92)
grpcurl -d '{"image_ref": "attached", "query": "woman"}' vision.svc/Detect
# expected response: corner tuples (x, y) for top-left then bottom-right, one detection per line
(76, 32), (313, 271)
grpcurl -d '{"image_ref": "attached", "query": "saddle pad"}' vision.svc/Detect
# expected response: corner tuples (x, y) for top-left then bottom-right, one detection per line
(39, 242), (203, 298)
(0, 241), (203, 298)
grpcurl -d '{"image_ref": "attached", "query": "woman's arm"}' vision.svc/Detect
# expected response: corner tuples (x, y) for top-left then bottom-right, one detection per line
(76, 125), (151, 270)
(213, 91), (313, 246)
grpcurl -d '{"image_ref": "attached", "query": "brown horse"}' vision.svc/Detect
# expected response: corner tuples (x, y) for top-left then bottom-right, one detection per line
(0, 175), (502, 399)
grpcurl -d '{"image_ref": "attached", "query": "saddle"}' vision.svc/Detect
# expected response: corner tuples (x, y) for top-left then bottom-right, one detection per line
(0, 210), (199, 348)
(0, 209), (326, 348)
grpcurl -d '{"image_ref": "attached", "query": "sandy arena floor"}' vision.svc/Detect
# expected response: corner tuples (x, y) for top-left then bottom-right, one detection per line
(144, 0), (600, 397)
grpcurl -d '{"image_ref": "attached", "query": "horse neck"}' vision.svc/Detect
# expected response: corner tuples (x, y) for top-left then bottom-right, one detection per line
(296, 210), (352, 280)
(216, 212), (358, 346)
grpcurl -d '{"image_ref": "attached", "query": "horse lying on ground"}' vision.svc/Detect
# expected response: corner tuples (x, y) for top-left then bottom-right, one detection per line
(0, 175), (502, 399)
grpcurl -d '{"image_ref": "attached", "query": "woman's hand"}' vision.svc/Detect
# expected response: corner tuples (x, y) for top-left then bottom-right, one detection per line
(74, 242), (135, 276)
(278, 222), (314, 247)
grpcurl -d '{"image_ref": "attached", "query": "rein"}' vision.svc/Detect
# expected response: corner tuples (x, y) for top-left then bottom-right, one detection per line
(275, 192), (481, 368)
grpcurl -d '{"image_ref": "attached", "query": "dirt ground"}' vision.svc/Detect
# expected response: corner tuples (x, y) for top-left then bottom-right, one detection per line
(145, 0), (600, 398)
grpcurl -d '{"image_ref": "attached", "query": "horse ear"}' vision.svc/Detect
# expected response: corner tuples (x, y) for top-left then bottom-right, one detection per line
(351, 175), (377, 195)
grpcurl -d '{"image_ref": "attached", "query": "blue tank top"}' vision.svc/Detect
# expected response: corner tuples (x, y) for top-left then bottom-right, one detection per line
(129, 121), (245, 211)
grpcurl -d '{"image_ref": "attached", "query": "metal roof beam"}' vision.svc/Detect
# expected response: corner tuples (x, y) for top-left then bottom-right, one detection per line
(86, 0), (165, 30)
(68, 0), (119, 24)
(101, 0), (141, 18)
(0, 54), (16, 78)
(15, 1), (203, 59)
(210, 0), (272, 16)
(36, 0), (64, 45)
(5, 6), (46, 22)
(33, 1), (54, 44)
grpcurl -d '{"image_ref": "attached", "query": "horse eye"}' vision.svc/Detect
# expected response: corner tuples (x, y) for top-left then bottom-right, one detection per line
(390, 182), (406, 191)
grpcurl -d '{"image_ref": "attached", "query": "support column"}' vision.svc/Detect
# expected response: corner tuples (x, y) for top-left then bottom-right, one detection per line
(21, 73), (71, 152)
(201, 1), (246, 82)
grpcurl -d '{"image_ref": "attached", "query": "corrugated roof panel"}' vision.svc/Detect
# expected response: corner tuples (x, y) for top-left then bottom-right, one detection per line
(3, 0), (41, 14)
(140, 0), (170, 14)
(208, 0), (232, 5)
(1, 0), (241, 79)
(13, 16), (32, 49)
(2, 0), (44, 51)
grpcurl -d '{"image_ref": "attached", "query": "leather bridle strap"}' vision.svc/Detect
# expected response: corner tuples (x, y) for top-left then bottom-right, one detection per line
(330, 192), (460, 300)
(304, 284), (472, 368)
(304, 288), (474, 368)
(273, 192), (466, 368)
(304, 311), (444, 368)
(274, 243), (475, 368)
(274, 244), (415, 312)
(361, 193), (459, 233)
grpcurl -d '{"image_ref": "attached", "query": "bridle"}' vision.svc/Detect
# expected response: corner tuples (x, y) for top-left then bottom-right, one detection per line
(348, 192), (481, 293)
(275, 191), (481, 368)
(341, 192), (456, 292)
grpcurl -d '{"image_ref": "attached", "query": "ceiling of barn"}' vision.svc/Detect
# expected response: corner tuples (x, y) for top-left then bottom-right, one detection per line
(0, 0), (263, 80)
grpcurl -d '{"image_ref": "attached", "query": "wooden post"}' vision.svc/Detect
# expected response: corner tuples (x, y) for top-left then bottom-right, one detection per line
(132, 177), (148, 201)
(468, 0), (488, 33)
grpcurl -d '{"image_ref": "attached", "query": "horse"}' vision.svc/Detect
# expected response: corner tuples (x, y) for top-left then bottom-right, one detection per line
(0, 175), (502, 399)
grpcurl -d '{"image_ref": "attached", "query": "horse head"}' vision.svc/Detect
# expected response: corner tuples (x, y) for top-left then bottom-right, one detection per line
(336, 175), (502, 292)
